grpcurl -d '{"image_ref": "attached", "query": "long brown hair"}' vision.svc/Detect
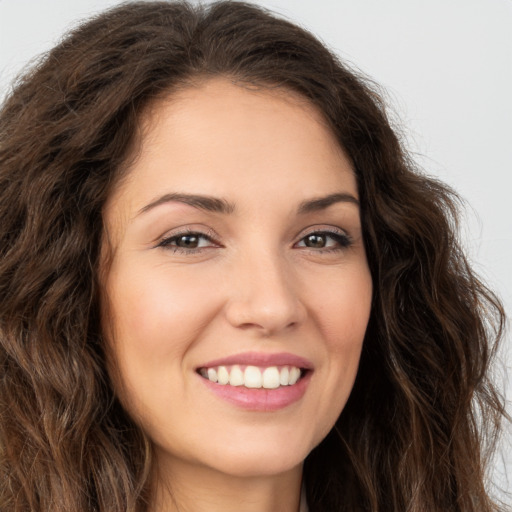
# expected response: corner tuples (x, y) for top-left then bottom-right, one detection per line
(0, 2), (507, 511)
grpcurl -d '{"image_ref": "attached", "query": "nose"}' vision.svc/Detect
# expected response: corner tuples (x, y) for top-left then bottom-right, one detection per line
(224, 251), (306, 336)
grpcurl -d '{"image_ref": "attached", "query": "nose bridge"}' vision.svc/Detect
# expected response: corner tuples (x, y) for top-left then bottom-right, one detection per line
(225, 244), (305, 335)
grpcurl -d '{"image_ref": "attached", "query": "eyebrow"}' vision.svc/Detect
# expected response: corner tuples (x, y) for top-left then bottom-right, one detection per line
(297, 192), (360, 214)
(137, 191), (359, 217)
(138, 193), (235, 216)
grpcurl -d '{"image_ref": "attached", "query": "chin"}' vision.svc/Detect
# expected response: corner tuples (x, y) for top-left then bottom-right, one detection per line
(211, 451), (305, 478)
(197, 431), (314, 478)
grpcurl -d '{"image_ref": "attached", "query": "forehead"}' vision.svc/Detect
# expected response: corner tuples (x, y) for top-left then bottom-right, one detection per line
(106, 78), (356, 218)
(145, 77), (332, 130)
(142, 78), (343, 157)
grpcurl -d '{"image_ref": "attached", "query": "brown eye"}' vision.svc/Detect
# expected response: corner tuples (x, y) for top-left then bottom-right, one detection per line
(175, 234), (200, 248)
(157, 232), (215, 251)
(304, 234), (327, 248)
(296, 230), (352, 251)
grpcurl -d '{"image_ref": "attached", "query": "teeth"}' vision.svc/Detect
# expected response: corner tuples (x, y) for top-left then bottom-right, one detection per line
(217, 366), (229, 385)
(244, 366), (262, 388)
(279, 366), (289, 386)
(289, 367), (301, 385)
(229, 365), (244, 386)
(262, 367), (280, 389)
(200, 364), (304, 388)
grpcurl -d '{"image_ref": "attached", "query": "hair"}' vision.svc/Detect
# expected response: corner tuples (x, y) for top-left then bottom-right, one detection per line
(0, 1), (507, 511)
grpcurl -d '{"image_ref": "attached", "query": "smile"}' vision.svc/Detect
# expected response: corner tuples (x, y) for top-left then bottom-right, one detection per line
(196, 352), (313, 411)
(198, 365), (303, 389)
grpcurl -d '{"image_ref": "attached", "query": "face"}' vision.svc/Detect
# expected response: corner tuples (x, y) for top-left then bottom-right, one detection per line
(102, 79), (372, 480)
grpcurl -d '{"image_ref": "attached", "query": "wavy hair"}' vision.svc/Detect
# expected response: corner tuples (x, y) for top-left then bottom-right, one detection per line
(0, 2), (507, 511)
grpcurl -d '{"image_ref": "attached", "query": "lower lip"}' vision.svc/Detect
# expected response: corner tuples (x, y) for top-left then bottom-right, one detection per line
(199, 372), (311, 412)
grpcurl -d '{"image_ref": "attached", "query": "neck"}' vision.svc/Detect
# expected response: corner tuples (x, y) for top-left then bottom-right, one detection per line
(150, 455), (303, 512)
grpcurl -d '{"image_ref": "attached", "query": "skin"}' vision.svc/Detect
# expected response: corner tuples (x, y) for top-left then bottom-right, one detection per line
(101, 78), (373, 512)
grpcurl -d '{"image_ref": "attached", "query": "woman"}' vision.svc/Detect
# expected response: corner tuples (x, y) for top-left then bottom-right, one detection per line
(0, 1), (507, 511)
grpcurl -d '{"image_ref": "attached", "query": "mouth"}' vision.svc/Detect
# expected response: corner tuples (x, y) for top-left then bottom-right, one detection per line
(197, 364), (309, 389)
(195, 352), (313, 410)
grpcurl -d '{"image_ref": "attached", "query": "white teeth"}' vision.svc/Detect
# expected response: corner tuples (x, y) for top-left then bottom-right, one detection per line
(289, 367), (301, 385)
(217, 366), (229, 385)
(207, 367), (218, 383)
(244, 366), (262, 388)
(201, 364), (304, 388)
(229, 365), (244, 386)
(279, 366), (289, 386)
(262, 366), (280, 389)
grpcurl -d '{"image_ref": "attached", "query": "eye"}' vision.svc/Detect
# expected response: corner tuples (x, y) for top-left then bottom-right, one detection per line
(157, 231), (217, 252)
(295, 230), (352, 251)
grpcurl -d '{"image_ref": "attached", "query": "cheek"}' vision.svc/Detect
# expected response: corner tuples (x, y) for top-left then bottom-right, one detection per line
(311, 264), (372, 350)
(106, 261), (219, 354)
(102, 261), (222, 414)
(305, 264), (372, 434)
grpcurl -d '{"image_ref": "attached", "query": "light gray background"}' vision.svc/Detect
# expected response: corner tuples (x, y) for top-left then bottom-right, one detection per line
(1, 0), (510, 503)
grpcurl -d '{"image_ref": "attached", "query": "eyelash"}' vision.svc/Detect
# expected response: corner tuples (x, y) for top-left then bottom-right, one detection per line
(296, 229), (353, 252)
(156, 228), (219, 254)
(156, 228), (353, 254)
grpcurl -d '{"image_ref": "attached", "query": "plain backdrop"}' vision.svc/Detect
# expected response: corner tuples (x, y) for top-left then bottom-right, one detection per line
(1, 0), (511, 503)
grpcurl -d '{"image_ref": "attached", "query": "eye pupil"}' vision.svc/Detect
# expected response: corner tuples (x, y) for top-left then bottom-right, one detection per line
(177, 235), (199, 248)
(305, 234), (326, 248)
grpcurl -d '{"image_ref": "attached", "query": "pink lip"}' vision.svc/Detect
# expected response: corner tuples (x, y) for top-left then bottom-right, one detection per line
(198, 351), (314, 370)
(199, 371), (311, 412)
(196, 351), (313, 412)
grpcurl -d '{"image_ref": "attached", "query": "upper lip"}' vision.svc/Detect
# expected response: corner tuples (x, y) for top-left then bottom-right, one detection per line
(198, 351), (314, 370)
